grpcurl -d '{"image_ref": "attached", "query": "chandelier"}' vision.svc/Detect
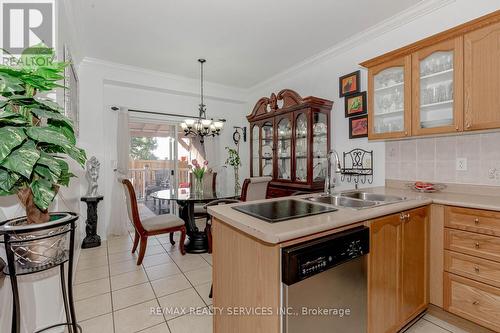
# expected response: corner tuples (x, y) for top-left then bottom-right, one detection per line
(180, 59), (224, 143)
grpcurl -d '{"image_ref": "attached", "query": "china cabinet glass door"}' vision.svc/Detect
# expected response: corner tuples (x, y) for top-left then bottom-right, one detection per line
(251, 125), (260, 176)
(312, 112), (328, 182)
(294, 113), (308, 182)
(276, 117), (291, 180)
(413, 37), (462, 134)
(369, 56), (411, 138)
(261, 122), (273, 177)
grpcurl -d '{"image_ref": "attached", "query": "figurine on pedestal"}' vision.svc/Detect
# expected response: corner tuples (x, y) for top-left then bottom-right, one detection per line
(81, 157), (104, 248)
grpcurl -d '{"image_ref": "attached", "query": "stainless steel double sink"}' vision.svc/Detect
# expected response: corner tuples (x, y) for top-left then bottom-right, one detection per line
(305, 191), (407, 209)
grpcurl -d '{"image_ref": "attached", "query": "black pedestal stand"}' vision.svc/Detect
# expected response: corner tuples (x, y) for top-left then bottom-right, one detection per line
(80, 196), (103, 248)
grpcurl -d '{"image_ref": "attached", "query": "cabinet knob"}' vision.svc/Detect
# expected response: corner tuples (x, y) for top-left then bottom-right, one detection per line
(475, 242), (480, 249)
(474, 218), (480, 225)
(404, 131), (408, 136)
(474, 266), (480, 273)
(455, 126), (459, 131)
(473, 300), (480, 306)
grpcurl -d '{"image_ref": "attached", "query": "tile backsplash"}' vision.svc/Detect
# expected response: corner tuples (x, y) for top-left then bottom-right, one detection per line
(385, 132), (500, 186)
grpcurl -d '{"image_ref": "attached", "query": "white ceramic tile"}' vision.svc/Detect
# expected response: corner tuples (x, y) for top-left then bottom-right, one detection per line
(456, 160), (481, 184)
(111, 269), (149, 291)
(158, 288), (206, 321)
(200, 253), (212, 266)
(417, 138), (435, 161)
(172, 254), (210, 273)
(406, 319), (449, 333)
(112, 282), (156, 310)
(109, 259), (143, 276)
(435, 136), (457, 160)
(75, 293), (112, 321)
(142, 252), (174, 268)
(457, 134), (481, 160)
(79, 246), (107, 259)
(194, 282), (212, 306)
(74, 277), (110, 301)
(74, 265), (109, 285)
(400, 140), (417, 162)
(79, 313), (114, 333)
(416, 161), (435, 182)
(145, 262), (182, 281)
(108, 250), (139, 265)
(480, 160), (500, 185)
(385, 141), (400, 163)
(386, 162), (401, 180)
(77, 255), (108, 271)
(151, 274), (192, 297)
(184, 266), (212, 286)
(435, 161), (456, 183)
(113, 299), (164, 333)
(481, 132), (500, 160)
(400, 162), (417, 181)
(139, 322), (171, 333)
(167, 307), (212, 333)
(423, 314), (471, 333)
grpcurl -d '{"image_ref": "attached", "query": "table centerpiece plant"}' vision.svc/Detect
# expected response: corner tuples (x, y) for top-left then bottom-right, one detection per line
(191, 159), (208, 195)
(0, 45), (86, 266)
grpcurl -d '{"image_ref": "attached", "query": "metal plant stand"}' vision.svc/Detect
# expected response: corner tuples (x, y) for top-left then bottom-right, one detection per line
(81, 196), (103, 248)
(0, 212), (81, 333)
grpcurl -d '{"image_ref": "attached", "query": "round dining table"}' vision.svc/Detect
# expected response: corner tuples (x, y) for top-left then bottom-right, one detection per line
(150, 188), (239, 253)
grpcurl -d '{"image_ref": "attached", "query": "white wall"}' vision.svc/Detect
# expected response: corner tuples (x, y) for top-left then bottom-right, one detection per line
(78, 59), (248, 239)
(0, 1), (84, 332)
(246, 0), (500, 190)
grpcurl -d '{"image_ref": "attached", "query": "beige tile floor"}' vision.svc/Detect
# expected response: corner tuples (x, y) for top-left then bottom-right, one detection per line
(74, 233), (470, 333)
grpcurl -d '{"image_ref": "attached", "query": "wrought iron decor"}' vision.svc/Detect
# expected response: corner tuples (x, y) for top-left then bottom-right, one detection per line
(341, 148), (373, 185)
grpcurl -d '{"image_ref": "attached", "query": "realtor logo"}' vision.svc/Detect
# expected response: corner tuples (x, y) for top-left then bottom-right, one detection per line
(1, 0), (55, 54)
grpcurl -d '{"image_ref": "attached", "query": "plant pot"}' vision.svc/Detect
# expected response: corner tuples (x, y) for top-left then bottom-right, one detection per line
(0, 212), (77, 270)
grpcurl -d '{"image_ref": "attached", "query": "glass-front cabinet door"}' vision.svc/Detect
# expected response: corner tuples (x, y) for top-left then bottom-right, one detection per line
(261, 122), (274, 177)
(412, 37), (463, 135)
(276, 117), (292, 180)
(312, 112), (328, 182)
(251, 125), (260, 176)
(368, 55), (411, 139)
(294, 112), (308, 182)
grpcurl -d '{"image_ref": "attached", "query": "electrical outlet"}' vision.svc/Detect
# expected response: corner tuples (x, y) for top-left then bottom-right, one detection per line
(489, 168), (499, 180)
(456, 158), (467, 171)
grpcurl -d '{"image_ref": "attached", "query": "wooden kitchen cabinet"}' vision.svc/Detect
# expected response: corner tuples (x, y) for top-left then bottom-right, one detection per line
(368, 206), (429, 333)
(411, 37), (464, 135)
(464, 21), (500, 131)
(367, 56), (412, 139)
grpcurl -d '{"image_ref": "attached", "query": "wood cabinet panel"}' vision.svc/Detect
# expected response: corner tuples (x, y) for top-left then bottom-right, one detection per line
(400, 207), (429, 322)
(445, 228), (500, 263)
(411, 37), (464, 135)
(445, 250), (500, 288)
(445, 206), (500, 237)
(444, 272), (500, 332)
(368, 213), (402, 333)
(464, 21), (500, 131)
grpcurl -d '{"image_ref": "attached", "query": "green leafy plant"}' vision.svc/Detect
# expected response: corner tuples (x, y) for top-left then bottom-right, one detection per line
(0, 45), (86, 224)
(225, 147), (241, 195)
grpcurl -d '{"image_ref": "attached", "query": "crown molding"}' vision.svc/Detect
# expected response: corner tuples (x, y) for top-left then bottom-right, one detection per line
(81, 57), (248, 103)
(249, 0), (456, 92)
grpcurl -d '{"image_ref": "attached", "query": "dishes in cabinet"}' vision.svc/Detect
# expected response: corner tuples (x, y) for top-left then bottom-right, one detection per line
(313, 123), (327, 136)
(262, 163), (272, 176)
(262, 145), (273, 158)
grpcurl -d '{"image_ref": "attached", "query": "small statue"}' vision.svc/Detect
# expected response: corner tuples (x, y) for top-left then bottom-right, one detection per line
(85, 156), (100, 197)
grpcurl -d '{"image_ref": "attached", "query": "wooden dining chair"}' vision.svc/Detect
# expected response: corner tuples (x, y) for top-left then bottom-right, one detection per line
(122, 179), (186, 265)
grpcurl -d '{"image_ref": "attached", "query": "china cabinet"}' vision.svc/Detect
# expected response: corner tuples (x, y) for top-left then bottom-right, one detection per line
(361, 10), (500, 140)
(247, 89), (332, 197)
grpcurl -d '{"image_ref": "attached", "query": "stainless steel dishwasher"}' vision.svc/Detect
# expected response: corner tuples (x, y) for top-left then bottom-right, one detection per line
(282, 226), (369, 333)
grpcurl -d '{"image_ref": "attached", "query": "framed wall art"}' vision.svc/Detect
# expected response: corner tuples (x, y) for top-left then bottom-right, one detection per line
(349, 114), (368, 139)
(339, 70), (360, 97)
(345, 91), (367, 118)
(64, 45), (79, 137)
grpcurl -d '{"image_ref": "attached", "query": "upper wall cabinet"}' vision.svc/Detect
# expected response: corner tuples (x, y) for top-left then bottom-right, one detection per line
(464, 21), (500, 131)
(368, 56), (412, 139)
(361, 10), (500, 140)
(412, 37), (463, 135)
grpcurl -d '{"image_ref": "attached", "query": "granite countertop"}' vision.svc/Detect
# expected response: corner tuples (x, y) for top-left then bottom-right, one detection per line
(207, 186), (500, 245)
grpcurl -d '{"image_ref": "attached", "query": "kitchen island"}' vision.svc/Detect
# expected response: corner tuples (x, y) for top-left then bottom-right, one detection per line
(207, 184), (500, 333)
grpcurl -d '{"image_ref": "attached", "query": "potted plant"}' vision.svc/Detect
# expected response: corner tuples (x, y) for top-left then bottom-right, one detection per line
(225, 147), (241, 196)
(0, 45), (86, 267)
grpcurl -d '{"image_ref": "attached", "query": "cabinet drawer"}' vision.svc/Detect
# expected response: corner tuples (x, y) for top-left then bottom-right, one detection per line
(445, 250), (500, 288)
(445, 206), (500, 237)
(444, 229), (500, 262)
(444, 273), (500, 332)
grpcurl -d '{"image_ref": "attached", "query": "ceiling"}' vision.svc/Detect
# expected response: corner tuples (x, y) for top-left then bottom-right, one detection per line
(72, 0), (423, 88)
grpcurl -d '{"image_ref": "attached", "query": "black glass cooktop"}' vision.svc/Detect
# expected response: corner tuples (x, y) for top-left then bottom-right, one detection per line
(232, 199), (337, 223)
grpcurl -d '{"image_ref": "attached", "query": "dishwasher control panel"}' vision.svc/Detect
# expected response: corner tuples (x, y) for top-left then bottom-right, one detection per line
(282, 226), (369, 286)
